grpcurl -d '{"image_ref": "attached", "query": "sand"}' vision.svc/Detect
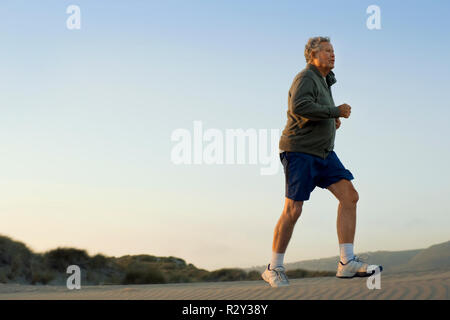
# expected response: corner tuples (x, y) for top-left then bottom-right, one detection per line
(0, 270), (448, 300)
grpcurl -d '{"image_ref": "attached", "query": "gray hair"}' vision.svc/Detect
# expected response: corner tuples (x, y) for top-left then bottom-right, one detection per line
(304, 36), (330, 63)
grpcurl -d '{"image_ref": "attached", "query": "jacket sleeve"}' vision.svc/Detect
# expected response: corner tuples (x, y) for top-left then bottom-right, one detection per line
(291, 76), (341, 120)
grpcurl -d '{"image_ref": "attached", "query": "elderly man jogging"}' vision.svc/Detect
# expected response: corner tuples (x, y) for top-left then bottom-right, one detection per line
(262, 36), (382, 287)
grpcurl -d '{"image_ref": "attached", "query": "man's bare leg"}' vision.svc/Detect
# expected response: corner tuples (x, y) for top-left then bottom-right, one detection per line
(326, 178), (384, 277)
(261, 198), (302, 286)
(272, 198), (303, 253)
(326, 179), (359, 244)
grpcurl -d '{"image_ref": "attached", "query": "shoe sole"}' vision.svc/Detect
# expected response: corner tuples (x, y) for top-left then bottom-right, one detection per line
(336, 266), (383, 279)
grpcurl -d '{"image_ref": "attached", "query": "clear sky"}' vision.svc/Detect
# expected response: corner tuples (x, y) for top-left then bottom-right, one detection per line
(1, 0), (449, 271)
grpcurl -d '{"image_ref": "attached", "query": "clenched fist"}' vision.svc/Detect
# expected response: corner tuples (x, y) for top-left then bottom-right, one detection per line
(337, 103), (351, 118)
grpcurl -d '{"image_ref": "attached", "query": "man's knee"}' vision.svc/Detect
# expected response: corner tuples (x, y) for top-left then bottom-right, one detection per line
(283, 198), (303, 223)
(342, 190), (359, 206)
(328, 179), (359, 205)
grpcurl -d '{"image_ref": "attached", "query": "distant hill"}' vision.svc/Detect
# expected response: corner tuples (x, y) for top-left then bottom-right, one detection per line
(0, 234), (333, 285)
(247, 241), (450, 274)
(391, 241), (450, 273)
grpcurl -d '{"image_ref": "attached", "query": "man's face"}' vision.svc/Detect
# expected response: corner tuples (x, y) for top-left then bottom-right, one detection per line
(313, 42), (335, 70)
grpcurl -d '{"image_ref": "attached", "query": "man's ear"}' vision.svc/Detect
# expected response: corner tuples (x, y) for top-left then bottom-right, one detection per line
(311, 49), (320, 62)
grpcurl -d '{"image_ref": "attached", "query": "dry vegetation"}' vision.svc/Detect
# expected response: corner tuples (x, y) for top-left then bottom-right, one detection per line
(0, 235), (334, 285)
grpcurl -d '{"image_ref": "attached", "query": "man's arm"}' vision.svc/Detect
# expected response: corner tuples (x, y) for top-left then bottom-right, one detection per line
(291, 76), (341, 120)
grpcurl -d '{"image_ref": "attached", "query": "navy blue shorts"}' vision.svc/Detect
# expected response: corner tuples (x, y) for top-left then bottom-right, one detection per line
(280, 151), (354, 201)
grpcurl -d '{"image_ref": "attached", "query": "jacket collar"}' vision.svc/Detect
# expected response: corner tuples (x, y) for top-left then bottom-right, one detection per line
(306, 63), (337, 87)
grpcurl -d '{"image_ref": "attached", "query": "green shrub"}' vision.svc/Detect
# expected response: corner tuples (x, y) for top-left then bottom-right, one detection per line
(0, 235), (33, 282)
(44, 248), (90, 272)
(31, 270), (55, 285)
(201, 268), (248, 282)
(246, 270), (262, 280)
(122, 263), (166, 284)
(89, 254), (109, 269)
(136, 255), (158, 263)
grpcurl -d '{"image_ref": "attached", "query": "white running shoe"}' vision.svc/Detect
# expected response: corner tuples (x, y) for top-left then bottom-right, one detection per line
(336, 255), (383, 278)
(261, 264), (290, 287)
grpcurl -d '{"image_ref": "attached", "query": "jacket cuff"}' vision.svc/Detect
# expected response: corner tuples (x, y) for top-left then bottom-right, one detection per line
(329, 107), (341, 118)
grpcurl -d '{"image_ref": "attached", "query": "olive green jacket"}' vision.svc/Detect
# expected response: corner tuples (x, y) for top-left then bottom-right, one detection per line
(279, 63), (341, 159)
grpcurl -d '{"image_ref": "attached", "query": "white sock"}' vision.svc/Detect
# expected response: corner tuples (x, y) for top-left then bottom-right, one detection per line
(339, 243), (354, 264)
(270, 252), (285, 269)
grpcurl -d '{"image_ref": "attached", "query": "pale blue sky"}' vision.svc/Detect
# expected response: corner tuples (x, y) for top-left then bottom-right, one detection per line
(0, 1), (449, 270)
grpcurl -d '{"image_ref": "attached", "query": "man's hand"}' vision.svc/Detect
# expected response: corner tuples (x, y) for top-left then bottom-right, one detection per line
(337, 103), (351, 118)
(335, 118), (341, 129)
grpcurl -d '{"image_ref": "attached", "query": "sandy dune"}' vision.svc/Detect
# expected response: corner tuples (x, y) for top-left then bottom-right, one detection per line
(0, 270), (448, 300)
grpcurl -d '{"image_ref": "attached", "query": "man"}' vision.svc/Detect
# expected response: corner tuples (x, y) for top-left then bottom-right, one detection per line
(262, 36), (382, 287)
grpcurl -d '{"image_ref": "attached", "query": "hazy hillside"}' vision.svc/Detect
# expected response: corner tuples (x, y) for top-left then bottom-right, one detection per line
(391, 241), (450, 272)
(4, 234), (447, 285)
(247, 241), (450, 274)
